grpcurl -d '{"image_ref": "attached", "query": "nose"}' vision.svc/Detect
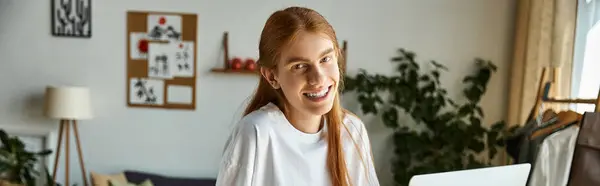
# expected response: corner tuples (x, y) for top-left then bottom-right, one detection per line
(307, 66), (326, 86)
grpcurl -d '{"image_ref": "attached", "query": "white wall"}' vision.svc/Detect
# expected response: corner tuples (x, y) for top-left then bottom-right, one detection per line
(0, 0), (516, 185)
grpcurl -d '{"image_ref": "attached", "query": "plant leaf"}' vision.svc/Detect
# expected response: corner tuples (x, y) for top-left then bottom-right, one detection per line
(430, 60), (448, 71)
(382, 107), (399, 129)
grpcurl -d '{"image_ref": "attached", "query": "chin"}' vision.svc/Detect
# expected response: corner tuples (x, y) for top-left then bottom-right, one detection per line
(303, 100), (334, 116)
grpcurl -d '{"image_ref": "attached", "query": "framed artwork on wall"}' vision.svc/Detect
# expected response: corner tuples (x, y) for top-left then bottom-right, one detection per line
(51, 0), (92, 38)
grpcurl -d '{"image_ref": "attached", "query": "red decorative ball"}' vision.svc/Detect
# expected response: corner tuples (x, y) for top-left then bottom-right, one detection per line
(159, 17), (167, 25)
(245, 58), (256, 71)
(230, 57), (243, 70)
(138, 39), (149, 53)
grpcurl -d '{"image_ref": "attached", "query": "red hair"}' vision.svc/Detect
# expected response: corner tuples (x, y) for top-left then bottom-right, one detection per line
(243, 6), (351, 186)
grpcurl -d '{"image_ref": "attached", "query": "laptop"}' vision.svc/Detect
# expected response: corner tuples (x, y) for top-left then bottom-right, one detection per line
(408, 163), (531, 186)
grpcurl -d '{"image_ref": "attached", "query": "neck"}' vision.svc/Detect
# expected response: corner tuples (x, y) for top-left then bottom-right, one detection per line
(284, 108), (323, 134)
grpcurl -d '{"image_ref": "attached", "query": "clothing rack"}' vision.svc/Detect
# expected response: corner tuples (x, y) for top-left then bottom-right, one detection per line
(521, 67), (600, 185)
(531, 67), (600, 117)
(504, 67), (600, 185)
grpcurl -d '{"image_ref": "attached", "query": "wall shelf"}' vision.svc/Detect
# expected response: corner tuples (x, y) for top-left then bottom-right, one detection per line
(210, 32), (259, 76)
(211, 68), (258, 75)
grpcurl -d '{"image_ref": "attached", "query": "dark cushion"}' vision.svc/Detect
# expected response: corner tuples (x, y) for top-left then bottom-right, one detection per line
(124, 170), (216, 186)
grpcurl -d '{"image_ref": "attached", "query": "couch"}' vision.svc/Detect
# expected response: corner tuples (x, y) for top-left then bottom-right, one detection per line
(90, 171), (216, 186)
(124, 170), (216, 186)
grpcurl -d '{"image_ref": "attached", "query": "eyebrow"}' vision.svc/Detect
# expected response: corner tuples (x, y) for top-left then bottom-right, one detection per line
(285, 48), (334, 64)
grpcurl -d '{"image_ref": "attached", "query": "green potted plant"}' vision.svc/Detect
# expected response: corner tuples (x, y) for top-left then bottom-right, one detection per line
(0, 129), (54, 186)
(343, 49), (519, 186)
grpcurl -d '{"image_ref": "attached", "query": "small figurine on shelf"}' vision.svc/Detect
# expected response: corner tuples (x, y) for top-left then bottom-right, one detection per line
(245, 58), (256, 71)
(230, 57), (243, 70)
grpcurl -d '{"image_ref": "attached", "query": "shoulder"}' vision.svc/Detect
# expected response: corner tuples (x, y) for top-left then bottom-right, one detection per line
(342, 110), (368, 136)
(219, 104), (279, 164)
(341, 111), (380, 185)
(340, 110), (374, 148)
(230, 103), (281, 140)
(238, 103), (280, 130)
(217, 106), (282, 185)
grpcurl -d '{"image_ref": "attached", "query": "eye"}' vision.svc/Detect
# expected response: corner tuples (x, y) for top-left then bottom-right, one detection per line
(293, 63), (307, 70)
(321, 56), (332, 63)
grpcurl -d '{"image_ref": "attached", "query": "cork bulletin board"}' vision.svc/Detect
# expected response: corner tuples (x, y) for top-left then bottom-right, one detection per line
(126, 11), (197, 110)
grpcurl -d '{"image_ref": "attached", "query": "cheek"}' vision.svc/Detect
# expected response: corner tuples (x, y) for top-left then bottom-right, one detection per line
(278, 74), (305, 95)
(327, 62), (340, 82)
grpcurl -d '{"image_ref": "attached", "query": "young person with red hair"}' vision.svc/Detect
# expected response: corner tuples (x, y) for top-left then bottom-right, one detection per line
(216, 6), (380, 186)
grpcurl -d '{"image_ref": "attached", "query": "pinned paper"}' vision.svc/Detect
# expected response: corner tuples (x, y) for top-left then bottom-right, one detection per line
(129, 78), (164, 105)
(167, 85), (193, 104)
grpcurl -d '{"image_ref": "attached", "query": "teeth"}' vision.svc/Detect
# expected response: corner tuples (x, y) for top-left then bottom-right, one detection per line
(305, 87), (329, 98)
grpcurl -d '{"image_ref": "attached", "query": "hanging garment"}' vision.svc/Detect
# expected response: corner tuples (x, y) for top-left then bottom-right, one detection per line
(505, 112), (559, 164)
(527, 125), (579, 186)
(567, 112), (600, 186)
(506, 118), (536, 161)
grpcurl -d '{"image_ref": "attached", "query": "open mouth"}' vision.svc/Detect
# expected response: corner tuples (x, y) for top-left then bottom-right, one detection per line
(303, 85), (332, 101)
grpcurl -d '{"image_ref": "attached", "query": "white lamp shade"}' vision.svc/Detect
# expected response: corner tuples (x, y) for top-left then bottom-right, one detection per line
(44, 86), (93, 120)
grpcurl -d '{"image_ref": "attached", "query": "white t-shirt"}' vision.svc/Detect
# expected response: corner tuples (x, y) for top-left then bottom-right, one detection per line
(216, 103), (380, 186)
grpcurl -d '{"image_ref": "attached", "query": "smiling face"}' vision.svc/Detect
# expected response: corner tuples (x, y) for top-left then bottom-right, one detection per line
(262, 31), (340, 117)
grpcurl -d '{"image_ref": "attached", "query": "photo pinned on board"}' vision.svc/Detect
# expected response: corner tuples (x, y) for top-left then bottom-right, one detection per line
(148, 42), (174, 79)
(129, 77), (164, 105)
(172, 41), (195, 77)
(147, 14), (182, 41)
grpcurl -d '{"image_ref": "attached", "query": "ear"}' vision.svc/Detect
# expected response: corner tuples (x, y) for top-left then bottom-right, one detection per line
(260, 67), (280, 89)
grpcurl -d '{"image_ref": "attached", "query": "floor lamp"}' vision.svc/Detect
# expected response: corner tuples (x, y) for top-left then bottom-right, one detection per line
(44, 86), (93, 186)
